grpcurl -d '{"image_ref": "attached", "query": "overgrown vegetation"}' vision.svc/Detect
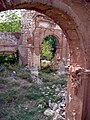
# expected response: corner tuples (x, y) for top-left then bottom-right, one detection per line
(39, 69), (67, 87)
(0, 64), (67, 120)
(0, 54), (18, 64)
(40, 35), (56, 61)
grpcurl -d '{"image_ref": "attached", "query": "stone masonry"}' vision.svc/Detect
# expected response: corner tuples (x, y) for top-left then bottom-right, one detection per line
(1, 0), (90, 119)
(0, 32), (21, 54)
(20, 10), (69, 70)
(0, 10), (69, 70)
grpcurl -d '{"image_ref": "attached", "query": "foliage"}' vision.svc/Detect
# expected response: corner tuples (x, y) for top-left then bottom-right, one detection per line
(39, 69), (67, 87)
(25, 85), (42, 100)
(0, 90), (17, 102)
(40, 35), (56, 61)
(45, 35), (56, 53)
(0, 55), (17, 64)
(41, 40), (53, 60)
(17, 71), (32, 82)
(0, 10), (21, 32)
(0, 63), (19, 77)
(0, 64), (67, 120)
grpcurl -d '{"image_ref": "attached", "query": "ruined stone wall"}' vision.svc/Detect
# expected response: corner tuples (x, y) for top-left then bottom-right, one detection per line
(0, 10), (69, 69)
(0, 10), (69, 70)
(33, 16), (70, 70)
(0, 32), (21, 54)
(21, 10), (69, 69)
(0, 1), (90, 119)
(19, 10), (36, 66)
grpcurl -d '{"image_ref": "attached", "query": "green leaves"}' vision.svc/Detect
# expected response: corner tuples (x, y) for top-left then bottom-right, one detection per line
(41, 40), (53, 61)
(0, 55), (17, 64)
(40, 35), (56, 61)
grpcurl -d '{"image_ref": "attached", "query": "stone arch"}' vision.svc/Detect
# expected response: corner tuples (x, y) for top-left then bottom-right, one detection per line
(40, 34), (60, 58)
(0, 0), (86, 66)
(39, 33), (66, 61)
(0, 1), (88, 120)
(34, 27), (69, 69)
(40, 33), (61, 46)
(40, 33), (69, 73)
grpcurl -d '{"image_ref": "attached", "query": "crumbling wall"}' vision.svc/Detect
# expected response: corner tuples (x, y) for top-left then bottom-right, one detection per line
(21, 10), (69, 70)
(0, 32), (21, 54)
(0, 1), (90, 119)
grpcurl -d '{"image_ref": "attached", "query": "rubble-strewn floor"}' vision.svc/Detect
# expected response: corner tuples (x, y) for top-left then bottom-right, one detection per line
(0, 64), (67, 120)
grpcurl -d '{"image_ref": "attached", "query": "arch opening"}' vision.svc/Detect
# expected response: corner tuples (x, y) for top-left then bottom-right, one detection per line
(40, 35), (57, 61)
(0, 1), (86, 65)
(0, 1), (87, 120)
(0, 9), (69, 120)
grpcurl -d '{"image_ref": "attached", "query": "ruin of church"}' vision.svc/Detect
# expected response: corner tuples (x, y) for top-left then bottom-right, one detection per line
(0, 0), (90, 120)
(0, 10), (69, 71)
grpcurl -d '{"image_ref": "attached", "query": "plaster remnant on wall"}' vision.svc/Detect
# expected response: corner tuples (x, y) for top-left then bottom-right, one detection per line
(72, 110), (76, 120)
(69, 64), (85, 95)
(69, 94), (72, 103)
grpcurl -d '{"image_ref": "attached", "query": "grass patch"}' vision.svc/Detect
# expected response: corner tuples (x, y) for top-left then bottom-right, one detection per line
(25, 85), (42, 100)
(39, 69), (67, 87)
(17, 71), (32, 82)
(0, 90), (17, 104)
(0, 64), (67, 120)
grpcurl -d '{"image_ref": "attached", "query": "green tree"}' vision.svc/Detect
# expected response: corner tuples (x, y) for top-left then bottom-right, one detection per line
(0, 10), (21, 32)
(40, 39), (54, 61)
(40, 35), (56, 61)
(45, 35), (56, 53)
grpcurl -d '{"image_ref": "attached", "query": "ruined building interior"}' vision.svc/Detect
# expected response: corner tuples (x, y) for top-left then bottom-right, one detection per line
(0, 0), (90, 120)
(0, 10), (69, 73)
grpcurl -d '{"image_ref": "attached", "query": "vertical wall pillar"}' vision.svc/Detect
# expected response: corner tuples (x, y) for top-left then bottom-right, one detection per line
(27, 44), (33, 68)
(82, 71), (90, 120)
(32, 51), (40, 69)
(20, 10), (36, 67)
(66, 64), (88, 120)
(18, 44), (28, 66)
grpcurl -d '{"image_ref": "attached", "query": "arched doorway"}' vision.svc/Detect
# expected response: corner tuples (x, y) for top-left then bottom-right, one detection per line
(40, 35), (56, 61)
(40, 34), (69, 74)
(0, 1), (88, 120)
(40, 35), (57, 68)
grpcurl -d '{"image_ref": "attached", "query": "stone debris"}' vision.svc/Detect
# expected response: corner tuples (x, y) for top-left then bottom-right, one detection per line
(31, 74), (43, 85)
(44, 88), (66, 120)
(44, 109), (54, 116)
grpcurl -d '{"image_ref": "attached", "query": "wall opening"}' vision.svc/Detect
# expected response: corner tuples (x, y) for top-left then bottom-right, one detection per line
(0, 9), (69, 120)
(0, 51), (18, 64)
(0, 1), (86, 119)
(40, 35), (56, 61)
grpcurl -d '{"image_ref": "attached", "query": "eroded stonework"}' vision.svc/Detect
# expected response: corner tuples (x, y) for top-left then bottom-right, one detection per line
(69, 65), (85, 95)
(20, 10), (69, 69)
(0, 32), (21, 54)
(0, 10), (69, 70)
(0, 1), (90, 119)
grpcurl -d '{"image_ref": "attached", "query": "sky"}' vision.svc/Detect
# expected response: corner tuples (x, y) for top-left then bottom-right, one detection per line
(0, 9), (22, 23)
